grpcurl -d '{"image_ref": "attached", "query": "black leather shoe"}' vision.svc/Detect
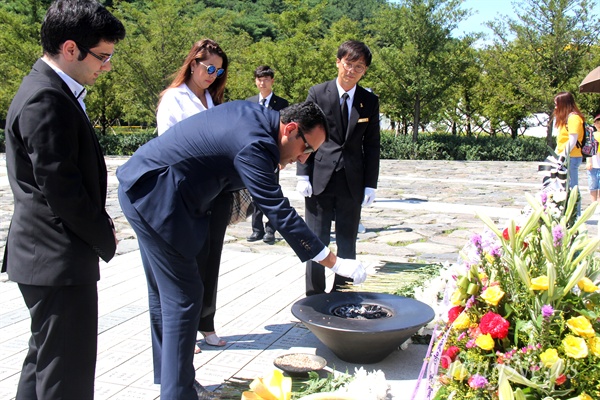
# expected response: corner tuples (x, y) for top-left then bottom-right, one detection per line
(247, 232), (264, 242)
(263, 232), (275, 244)
(194, 380), (217, 399)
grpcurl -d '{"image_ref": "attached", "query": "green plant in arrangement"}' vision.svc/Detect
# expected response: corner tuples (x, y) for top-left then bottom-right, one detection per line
(423, 183), (600, 400)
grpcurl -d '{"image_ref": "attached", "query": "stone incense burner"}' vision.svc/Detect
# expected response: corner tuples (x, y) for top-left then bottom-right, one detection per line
(292, 292), (435, 364)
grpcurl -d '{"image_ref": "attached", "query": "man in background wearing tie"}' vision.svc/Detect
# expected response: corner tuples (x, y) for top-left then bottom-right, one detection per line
(246, 65), (290, 244)
(296, 40), (380, 296)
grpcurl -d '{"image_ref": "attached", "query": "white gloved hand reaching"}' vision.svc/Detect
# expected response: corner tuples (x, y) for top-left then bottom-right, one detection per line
(362, 187), (376, 207)
(331, 257), (367, 285)
(296, 175), (313, 197)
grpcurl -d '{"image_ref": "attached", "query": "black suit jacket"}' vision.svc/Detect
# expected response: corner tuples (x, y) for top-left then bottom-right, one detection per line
(116, 100), (323, 261)
(297, 80), (380, 201)
(2, 59), (116, 285)
(246, 93), (289, 111)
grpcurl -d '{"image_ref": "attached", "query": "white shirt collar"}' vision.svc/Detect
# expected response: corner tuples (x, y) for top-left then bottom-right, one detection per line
(336, 80), (356, 101)
(259, 92), (273, 106)
(41, 57), (87, 104)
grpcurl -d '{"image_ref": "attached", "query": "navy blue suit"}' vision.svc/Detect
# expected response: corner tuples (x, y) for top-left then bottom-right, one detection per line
(116, 100), (323, 399)
(246, 93), (289, 237)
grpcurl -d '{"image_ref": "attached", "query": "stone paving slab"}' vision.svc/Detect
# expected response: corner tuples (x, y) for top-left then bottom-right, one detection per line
(1, 157), (598, 399)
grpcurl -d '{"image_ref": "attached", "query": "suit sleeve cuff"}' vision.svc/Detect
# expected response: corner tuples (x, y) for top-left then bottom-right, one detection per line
(311, 247), (330, 262)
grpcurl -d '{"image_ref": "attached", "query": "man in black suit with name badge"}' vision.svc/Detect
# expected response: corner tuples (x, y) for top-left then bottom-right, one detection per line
(2, 1), (125, 398)
(246, 65), (290, 244)
(297, 40), (380, 296)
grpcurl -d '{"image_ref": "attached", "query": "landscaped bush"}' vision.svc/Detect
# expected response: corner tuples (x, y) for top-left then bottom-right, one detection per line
(96, 130), (157, 155)
(380, 131), (556, 161)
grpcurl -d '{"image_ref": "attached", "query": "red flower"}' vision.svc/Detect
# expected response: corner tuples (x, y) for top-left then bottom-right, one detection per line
(479, 312), (510, 339)
(502, 226), (520, 240)
(448, 306), (464, 324)
(555, 374), (567, 385)
(441, 346), (460, 369)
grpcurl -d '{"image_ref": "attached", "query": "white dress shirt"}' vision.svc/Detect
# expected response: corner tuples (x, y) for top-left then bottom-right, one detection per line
(335, 81), (357, 127)
(156, 83), (214, 135)
(41, 57), (87, 114)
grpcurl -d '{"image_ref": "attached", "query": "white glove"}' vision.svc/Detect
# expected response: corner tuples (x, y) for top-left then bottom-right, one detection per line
(296, 175), (313, 197)
(362, 187), (376, 207)
(331, 257), (367, 285)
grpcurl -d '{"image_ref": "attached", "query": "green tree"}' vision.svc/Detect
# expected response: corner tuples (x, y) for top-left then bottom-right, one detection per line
(369, 0), (471, 141)
(486, 0), (600, 144)
(0, 3), (42, 121)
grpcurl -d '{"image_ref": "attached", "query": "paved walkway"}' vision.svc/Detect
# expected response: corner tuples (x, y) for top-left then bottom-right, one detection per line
(0, 157), (596, 399)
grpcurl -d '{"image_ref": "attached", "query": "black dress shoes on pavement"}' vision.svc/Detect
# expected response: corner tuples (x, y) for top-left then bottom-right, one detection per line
(247, 232), (264, 242)
(263, 232), (275, 244)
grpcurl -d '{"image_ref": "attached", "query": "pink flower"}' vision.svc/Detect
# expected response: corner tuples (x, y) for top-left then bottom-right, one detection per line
(468, 374), (489, 389)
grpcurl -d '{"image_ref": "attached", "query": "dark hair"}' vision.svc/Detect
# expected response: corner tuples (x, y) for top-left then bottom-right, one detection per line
(159, 39), (228, 106)
(254, 65), (275, 79)
(337, 40), (372, 66)
(553, 92), (584, 129)
(280, 102), (329, 141)
(41, 0), (125, 57)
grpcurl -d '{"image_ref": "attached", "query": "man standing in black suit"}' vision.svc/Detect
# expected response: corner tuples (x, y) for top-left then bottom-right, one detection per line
(297, 40), (380, 296)
(2, 1), (125, 398)
(246, 65), (290, 244)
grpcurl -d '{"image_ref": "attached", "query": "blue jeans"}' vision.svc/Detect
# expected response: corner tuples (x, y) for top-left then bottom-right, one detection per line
(588, 167), (600, 191)
(569, 157), (582, 189)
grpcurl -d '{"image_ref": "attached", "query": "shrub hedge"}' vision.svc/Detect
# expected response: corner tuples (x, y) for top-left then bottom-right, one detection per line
(0, 128), (556, 161)
(380, 131), (555, 161)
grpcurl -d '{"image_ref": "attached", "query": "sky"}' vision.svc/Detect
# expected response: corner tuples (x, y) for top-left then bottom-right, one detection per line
(455, 0), (518, 39)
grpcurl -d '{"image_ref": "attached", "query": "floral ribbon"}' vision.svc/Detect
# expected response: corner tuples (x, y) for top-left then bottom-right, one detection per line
(537, 155), (567, 192)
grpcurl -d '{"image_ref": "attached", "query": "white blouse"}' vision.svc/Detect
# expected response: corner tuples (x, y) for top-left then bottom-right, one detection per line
(156, 83), (215, 135)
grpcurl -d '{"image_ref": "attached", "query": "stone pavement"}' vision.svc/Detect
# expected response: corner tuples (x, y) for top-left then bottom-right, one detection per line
(0, 157), (596, 399)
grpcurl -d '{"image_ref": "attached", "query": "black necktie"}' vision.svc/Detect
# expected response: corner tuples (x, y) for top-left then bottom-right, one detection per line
(341, 93), (349, 134)
(260, 98), (267, 107)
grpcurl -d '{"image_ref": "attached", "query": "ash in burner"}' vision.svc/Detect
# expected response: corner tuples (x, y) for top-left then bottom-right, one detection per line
(332, 303), (391, 319)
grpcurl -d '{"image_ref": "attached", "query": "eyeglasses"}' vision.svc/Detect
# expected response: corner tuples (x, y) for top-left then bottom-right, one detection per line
(196, 60), (225, 78)
(341, 60), (366, 74)
(296, 129), (315, 154)
(76, 43), (112, 66)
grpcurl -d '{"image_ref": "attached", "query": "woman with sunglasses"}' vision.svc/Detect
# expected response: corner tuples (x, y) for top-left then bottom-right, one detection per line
(157, 38), (227, 134)
(155, 39), (229, 358)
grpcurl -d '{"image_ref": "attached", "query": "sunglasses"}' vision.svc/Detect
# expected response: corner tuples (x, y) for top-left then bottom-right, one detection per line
(297, 129), (315, 154)
(196, 60), (225, 78)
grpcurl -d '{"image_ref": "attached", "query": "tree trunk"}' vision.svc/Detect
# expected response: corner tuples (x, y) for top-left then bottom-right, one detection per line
(546, 115), (554, 149)
(412, 94), (420, 142)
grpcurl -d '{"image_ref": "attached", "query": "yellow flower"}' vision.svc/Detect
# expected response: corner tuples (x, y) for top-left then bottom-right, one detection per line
(530, 275), (549, 291)
(451, 290), (463, 306)
(578, 394), (593, 400)
(475, 333), (495, 351)
(578, 277), (599, 293)
(587, 336), (600, 357)
(484, 253), (495, 264)
(480, 286), (505, 306)
(539, 348), (559, 368)
(566, 316), (596, 338)
(562, 335), (589, 359)
(453, 312), (471, 330)
(449, 361), (469, 381)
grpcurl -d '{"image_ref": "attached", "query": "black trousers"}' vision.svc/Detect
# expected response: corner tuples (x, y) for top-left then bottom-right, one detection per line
(196, 191), (232, 332)
(250, 170), (279, 235)
(304, 169), (362, 296)
(17, 283), (98, 400)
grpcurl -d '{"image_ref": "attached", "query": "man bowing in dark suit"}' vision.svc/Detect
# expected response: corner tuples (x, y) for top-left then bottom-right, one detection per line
(116, 101), (367, 400)
(246, 65), (290, 244)
(297, 40), (380, 296)
(2, 1), (125, 399)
